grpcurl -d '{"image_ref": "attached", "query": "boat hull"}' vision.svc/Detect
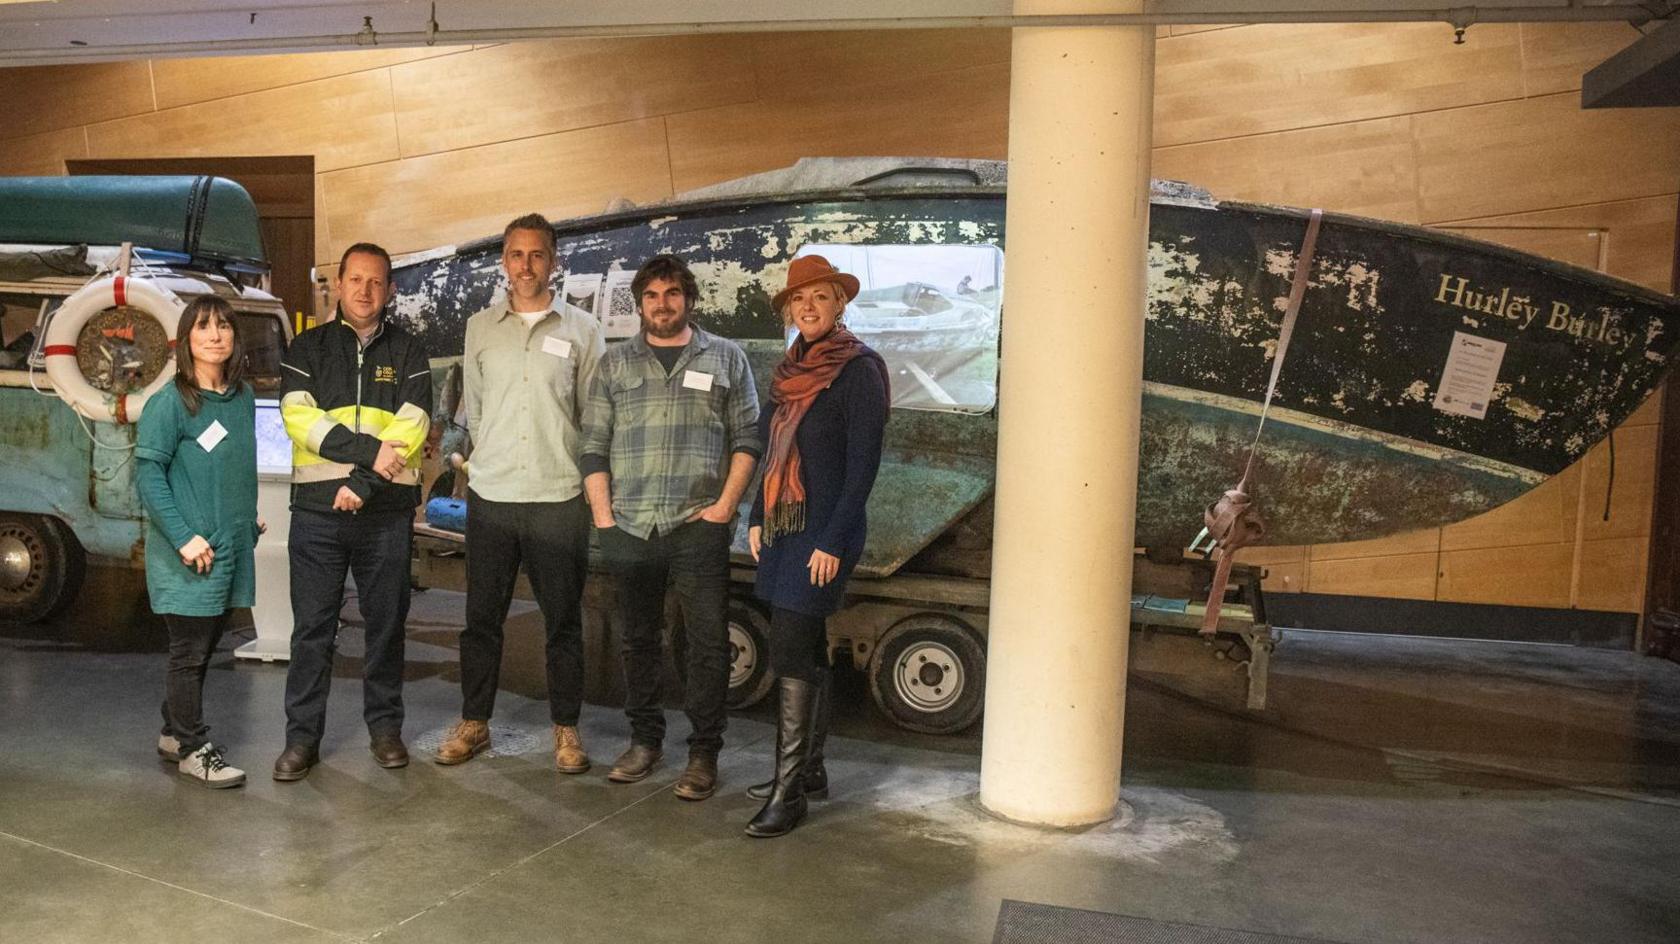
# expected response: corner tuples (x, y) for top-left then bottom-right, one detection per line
(389, 179), (1679, 573)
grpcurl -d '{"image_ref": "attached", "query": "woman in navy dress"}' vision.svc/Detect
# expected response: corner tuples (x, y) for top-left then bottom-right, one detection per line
(745, 254), (889, 837)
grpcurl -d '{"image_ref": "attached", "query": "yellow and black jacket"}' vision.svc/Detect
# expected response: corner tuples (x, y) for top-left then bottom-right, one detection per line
(280, 316), (432, 514)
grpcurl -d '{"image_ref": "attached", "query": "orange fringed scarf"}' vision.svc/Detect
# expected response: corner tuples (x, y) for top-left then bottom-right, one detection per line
(760, 326), (888, 545)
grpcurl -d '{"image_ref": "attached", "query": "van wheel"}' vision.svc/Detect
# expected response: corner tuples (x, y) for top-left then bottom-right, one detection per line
(868, 614), (985, 735)
(0, 514), (85, 624)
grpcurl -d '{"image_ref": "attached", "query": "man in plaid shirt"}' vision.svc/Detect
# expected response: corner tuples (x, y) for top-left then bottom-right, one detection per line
(581, 254), (760, 801)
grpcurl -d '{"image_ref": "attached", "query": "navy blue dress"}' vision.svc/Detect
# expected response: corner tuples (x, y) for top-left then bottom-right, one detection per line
(750, 352), (889, 617)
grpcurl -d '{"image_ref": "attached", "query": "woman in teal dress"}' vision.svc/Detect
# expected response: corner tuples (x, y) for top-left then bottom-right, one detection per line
(136, 296), (261, 789)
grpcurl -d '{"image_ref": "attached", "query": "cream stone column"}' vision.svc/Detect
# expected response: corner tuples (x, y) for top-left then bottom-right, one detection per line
(978, 0), (1154, 827)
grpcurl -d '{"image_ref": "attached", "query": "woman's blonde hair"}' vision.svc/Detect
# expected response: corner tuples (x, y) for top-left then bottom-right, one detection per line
(777, 280), (850, 327)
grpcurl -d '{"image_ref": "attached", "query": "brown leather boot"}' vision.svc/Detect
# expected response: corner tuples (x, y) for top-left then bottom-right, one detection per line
(370, 732), (409, 769)
(554, 725), (590, 774)
(607, 743), (662, 783)
(435, 720), (490, 765)
(673, 751), (718, 801)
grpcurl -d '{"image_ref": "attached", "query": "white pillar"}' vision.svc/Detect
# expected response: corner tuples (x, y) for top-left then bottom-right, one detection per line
(978, 0), (1154, 827)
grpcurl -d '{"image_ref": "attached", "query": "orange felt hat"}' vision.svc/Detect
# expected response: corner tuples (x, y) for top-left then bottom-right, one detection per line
(772, 254), (861, 312)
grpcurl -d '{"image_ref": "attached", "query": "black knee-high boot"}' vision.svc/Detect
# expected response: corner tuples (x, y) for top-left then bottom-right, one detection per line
(748, 671), (829, 800)
(745, 677), (819, 838)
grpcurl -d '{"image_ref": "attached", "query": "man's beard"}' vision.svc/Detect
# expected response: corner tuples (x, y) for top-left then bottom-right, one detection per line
(642, 307), (689, 339)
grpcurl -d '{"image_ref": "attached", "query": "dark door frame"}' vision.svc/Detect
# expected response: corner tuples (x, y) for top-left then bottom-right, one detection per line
(1641, 192), (1680, 659)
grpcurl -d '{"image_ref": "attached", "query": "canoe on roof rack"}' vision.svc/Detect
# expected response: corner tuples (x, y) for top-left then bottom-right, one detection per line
(0, 175), (267, 272)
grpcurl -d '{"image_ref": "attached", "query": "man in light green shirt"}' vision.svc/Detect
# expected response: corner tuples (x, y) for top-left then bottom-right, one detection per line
(435, 213), (606, 773)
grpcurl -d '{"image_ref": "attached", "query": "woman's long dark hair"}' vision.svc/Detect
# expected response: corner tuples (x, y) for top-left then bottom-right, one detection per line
(173, 296), (245, 416)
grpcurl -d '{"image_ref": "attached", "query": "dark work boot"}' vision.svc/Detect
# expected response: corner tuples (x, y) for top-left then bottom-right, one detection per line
(748, 672), (829, 801)
(745, 677), (819, 838)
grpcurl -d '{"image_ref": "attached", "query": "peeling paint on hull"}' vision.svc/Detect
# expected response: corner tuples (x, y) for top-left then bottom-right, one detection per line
(390, 176), (1680, 571)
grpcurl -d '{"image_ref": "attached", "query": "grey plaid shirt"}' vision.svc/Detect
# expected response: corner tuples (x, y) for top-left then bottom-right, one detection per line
(580, 327), (761, 539)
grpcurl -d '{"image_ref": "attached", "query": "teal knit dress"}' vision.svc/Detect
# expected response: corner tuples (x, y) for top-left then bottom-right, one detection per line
(135, 383), (259, 617)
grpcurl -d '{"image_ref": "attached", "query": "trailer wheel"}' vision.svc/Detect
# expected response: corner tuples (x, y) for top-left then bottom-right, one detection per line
(868, 614), (985, 735)
(724, 600), (774, 709)
(0, 514), (85, 624)
(668, 597), (775, 710)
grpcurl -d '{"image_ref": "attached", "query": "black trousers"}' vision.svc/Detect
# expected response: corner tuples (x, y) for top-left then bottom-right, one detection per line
(769, 607), (830, 684)
(599, 519), (732, 754)
(283, 507), (413, 747)
(461, 491), (589, 725)
(159, 610), (231, 755)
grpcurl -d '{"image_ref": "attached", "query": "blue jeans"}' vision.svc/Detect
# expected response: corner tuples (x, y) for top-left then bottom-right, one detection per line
(283, 507), (413, 747)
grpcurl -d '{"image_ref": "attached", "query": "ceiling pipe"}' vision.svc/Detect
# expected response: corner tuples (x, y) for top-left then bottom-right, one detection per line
(0, 6), (1669, 65)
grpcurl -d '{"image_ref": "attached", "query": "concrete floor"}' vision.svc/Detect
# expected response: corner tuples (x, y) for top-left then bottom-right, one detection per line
(3, 590), (1679, 944)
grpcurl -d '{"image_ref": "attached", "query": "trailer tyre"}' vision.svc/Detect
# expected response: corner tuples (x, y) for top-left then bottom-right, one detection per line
(668, 597), (775, 710)
(0, 514), (86, 624)
(723, 600), (774, 709)
(869, 615), (985, 735)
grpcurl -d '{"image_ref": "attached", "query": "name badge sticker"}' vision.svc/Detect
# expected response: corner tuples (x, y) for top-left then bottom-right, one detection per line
(541, 335), (573, 359)
(682, 370), (714, 392)
(198, 420), (229, 453)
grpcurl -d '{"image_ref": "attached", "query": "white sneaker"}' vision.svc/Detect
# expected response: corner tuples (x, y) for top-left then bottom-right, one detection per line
(157, 733), (182, 762)
(178, 743), (246, 789)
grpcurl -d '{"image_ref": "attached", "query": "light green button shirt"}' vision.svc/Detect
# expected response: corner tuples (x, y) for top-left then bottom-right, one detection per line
(463, 296), (606, 503)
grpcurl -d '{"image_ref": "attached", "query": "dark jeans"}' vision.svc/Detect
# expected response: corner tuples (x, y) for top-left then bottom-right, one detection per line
(769, 606), (830, 685)
(462, 491), (589, 725)
(283, 507), (413, 747)
(159, 610), (231, 754)
(599, 519), (732, 754)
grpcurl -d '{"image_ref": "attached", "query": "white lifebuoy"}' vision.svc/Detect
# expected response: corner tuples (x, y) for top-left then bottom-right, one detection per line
(42, 275), (182, 424)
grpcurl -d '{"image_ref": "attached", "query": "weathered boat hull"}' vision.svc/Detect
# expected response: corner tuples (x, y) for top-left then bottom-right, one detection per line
(388, 164), (1680, 575)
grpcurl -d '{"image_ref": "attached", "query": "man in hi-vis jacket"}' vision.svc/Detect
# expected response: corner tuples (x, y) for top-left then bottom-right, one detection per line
(274, 241), (431, 782)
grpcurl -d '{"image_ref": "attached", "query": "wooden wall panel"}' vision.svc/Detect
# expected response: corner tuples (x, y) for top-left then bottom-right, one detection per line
(1153, 116), (1421, 221)
(1169, 25), (1240, 37)
(86, 71), (399, 173)
(0, 127), (86, 176)
(1578, 423), (1657, 543)
(1435, 226), (1601, 271)
(1413, 93), (1680, 223)
(1437, 541), (1575, 608)
(320, 119), (673, 261)
(0, 62), (153, 140)
(1519, 22), (1639, 97)
(1576, 535), (1648, 613)
(746, 28), (1010, 101)
(1155, 23), (1522, 148)
(153, 47), (468, 110)
(1234, 544), (1307, 593)
(665, 63), (1009, 193)
(1310, 527), (1441, 561)
(1440, 465), (1582, 552)
(390, 36), (758, 159)
(1436, 196), (1678, 293)
(1308, 551), (1439, 600)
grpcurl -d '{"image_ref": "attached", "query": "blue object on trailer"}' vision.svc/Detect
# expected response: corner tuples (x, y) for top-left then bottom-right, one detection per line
(425, 497), (467, 533)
